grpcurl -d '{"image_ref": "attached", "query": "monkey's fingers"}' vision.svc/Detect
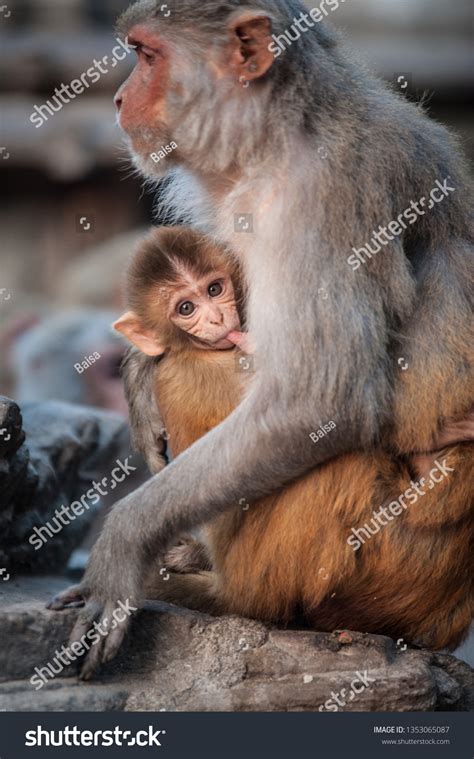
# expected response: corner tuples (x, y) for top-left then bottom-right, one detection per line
(412, 411), (474, 477)
(102, 615), (130, 664)
(66, 601), (100, 654)
(46, 584), (86, 610)
(79, 603), (131, 680)
(435, 411), (474, 448)
(80, 641), (105, 681)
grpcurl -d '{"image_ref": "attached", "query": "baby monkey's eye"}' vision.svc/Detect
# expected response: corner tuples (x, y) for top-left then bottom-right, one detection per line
(178, 301), (195, 317)
(208, 281), (223, 297)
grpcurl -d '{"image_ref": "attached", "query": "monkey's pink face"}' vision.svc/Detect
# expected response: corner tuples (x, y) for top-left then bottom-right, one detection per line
(114, 17), (275, 178)
(166, 272), (241, 350)
(114, 26), (180, 175)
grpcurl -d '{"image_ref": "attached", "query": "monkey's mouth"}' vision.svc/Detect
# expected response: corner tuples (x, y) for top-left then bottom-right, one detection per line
(211, 336), (238, 350)
(190, 335), (235, 351)
(192, 324), (241, 351)
(212, 322), (243, 350)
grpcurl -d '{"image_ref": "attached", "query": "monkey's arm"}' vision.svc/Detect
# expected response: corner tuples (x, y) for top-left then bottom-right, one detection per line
(48, 374), (366, 676)
(121, 347), (168, 474)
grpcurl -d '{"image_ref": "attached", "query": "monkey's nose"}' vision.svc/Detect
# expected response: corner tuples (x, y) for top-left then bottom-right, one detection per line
(210, 311), (224, 326)
(114, 93), (123, 111)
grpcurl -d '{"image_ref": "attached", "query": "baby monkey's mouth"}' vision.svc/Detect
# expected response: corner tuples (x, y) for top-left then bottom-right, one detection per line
(212, 320), (243, 349)
(211, 335), (238, 350)
(192, 321), (242, 351)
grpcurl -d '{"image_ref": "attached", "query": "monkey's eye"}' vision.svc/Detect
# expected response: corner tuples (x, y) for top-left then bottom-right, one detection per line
(208, 281), (223, 297)
(142, 49), (155, 64)
(178, 301), (195, 317)
(135, 44), (156, 64)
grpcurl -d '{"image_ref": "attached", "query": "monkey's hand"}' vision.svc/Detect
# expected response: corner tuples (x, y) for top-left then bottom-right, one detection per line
(46, 528), (141, 679)
(432, 410), (474, 448)
(410, 409), (474, 479)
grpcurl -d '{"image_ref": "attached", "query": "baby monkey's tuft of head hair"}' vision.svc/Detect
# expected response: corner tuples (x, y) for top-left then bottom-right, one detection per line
(115, 226), (243, 356)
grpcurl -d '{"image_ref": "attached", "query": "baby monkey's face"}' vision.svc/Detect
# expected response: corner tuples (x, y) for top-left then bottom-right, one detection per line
(167, 271), (241, 350)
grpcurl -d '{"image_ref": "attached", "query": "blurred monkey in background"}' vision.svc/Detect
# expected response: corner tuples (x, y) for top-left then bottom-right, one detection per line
(9, 311), (128, 415)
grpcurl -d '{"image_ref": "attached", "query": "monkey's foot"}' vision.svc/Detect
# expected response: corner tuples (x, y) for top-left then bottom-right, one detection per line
(46, 583), (86, 610)
(164, 537), (212, 574)
(47, 583), (137, 679)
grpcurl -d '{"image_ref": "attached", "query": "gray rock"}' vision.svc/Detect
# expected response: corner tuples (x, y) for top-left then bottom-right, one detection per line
(0, 396), (132, 573)
(0, 577), (472, 712)
(0, 680), (128, 712)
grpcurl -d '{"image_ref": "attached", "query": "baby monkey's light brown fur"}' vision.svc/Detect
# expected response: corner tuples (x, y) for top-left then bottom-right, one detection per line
(118, 227), (473, 651)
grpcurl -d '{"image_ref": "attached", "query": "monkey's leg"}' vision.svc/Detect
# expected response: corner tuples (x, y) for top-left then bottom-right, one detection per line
(163, 537), (212, 574)
(144, 570), (223, 615)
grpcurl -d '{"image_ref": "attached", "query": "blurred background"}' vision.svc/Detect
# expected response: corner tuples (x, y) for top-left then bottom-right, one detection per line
(0, 0), (473, 412)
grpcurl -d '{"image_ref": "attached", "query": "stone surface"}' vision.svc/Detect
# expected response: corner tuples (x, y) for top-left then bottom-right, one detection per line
(0, 680), (128, 712)
(0, 396), (132, 573)
(0, 577), (472, 713)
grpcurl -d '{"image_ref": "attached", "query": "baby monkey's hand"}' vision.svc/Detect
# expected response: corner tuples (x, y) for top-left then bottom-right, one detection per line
(410, 409), (474, 479)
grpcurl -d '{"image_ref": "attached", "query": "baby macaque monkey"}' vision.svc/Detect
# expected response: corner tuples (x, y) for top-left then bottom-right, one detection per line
(114, 227), (246, 473)
(115, 227), (473, 652)
(115, 228), (242, 356)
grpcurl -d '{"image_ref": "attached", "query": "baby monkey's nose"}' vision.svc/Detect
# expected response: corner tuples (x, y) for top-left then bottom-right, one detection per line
(209, 308), (224, 325)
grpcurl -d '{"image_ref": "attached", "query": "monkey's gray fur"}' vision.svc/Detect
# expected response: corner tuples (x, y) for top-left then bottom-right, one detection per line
(121, 347), (167, 474)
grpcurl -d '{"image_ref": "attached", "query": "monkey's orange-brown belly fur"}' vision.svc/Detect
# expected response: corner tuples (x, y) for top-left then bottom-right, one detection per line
(155, 350), (474, 650)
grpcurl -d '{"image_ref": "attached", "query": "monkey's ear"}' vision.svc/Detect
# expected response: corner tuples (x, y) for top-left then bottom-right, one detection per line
(228, 13), (275, 82)
(113, 312), (165, 357)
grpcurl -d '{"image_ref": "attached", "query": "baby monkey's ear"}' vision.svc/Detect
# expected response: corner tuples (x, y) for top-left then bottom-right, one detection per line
(113, 311), (165, 357)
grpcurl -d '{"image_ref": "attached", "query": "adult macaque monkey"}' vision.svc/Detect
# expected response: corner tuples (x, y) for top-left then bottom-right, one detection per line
(49, 0), (473, 677)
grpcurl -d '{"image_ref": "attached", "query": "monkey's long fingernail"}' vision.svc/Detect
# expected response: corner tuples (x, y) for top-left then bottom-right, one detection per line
(46, 597), (66, 610)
